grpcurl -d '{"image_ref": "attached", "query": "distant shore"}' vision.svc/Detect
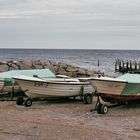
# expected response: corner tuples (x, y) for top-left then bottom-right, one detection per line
(0, 60), (104, 77)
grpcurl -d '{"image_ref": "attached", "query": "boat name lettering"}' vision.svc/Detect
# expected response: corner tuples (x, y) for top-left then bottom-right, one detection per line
(34, 82), (48, 87)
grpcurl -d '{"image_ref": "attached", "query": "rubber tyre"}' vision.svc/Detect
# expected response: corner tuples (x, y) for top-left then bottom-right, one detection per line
(83, 94), (93, 104)
(86, 94), (93, 104)
(16, 97), (24, 105)
(97, 103), (102, 114)
(24, 99), (32, 107)
(83, 96), (87, 104)
(100, 104), (108, 114)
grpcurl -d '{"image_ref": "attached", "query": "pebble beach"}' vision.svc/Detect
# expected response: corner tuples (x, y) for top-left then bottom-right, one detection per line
(0, 99), (140, 140)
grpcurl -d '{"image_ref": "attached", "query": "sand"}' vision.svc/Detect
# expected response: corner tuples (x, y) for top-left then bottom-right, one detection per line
(0, 98), (140, 140)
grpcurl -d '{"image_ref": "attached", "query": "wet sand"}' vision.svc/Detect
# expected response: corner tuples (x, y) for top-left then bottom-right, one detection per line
(0, 98), (140, 140)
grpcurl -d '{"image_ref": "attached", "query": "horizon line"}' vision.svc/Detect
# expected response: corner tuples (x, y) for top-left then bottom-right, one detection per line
(0, 48), (140, 51)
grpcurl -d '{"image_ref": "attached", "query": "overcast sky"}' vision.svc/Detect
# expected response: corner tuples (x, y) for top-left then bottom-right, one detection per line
(0, 0), (140, 49)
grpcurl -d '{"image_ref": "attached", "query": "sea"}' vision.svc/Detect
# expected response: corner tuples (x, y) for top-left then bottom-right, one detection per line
(0, 49), (140, 77)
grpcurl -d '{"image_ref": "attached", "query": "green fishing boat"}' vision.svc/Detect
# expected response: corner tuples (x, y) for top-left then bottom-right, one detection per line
(89, 73), (140, 114)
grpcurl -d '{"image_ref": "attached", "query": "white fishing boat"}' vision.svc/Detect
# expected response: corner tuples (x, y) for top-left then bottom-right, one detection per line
(13, 75), (94, 107)
(89, 74), (140, 114)
(0, 69), (56, 94)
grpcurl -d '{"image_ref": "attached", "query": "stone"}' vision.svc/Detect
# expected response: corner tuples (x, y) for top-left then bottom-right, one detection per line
(18, 62), (31, 70)
(57, 67), (66, 75)
(86, 70), (95, 77)
(44, 65), (58, 74)
(1, 61), (7, 64)
(44, 65), (48, 69)
(94, 70), (104, 76)
(34, 64), (43, 69)
(13, 61), (19, 64)
(23, 60), (33, 68)
(11, 64), (19, 70)
(56, 72), (68, 76)
(7, 62), (12, 67)
(72, 72), (78, 78)
(41, 61), (51, 66)
(77, 68), (86, 75)
(53, 66), (59, 73)
(50, 60), (58, 66)
(58, 62), (67, 69)
(33, 60), (42, 65)
(0, 64), (9, 72)
(67, 72), (73, 77)
(66, 65), (78, 72)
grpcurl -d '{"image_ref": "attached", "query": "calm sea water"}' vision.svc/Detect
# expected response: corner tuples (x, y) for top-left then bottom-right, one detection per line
(0, 49), (140, 76)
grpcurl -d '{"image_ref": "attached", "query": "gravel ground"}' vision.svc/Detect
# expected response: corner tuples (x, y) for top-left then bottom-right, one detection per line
(0, 98), (140, 140)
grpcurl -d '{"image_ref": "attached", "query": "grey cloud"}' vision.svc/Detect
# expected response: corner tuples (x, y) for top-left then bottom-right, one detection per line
(0, 0), (140, 49)
(0, 0), (140, 19)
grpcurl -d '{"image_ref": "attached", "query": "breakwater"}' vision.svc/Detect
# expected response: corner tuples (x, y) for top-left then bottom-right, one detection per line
(0, 60), (104, 77)
(115, 59), (140, 74)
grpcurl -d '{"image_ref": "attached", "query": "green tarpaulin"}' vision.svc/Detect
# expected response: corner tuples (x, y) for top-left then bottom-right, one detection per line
(0, 69), (56, 86)
(117, 73), (140, 95)
(117, 73), (140, 83)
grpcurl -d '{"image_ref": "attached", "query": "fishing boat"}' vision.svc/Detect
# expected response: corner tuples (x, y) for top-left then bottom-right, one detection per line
(0, 69), (56, 94)
(13, 75), (94, 107)
(89, 73), (140, 114)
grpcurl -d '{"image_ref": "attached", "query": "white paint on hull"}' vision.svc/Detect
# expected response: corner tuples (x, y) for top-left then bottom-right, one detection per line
(16, 79), (94, 98)
(90, 79), (126, 95)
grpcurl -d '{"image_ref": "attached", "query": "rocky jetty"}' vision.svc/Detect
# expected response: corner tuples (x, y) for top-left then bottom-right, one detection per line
(0, 60), (103, 77)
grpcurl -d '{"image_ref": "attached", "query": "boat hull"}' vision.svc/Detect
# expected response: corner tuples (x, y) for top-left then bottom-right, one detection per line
(15, 79), (94, 99)
(89, 78), (140, 102)
(100, 93), (140, 102)
(89, 78), (126, 95)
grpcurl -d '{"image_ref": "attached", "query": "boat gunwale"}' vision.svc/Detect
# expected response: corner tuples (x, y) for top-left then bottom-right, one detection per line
(89, 78), (140, 85)
(13, 77), (90, 85)
(89, 78), (127, 84)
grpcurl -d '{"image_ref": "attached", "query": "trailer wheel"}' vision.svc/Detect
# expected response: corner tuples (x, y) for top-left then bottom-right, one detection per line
(83, 96), (87, 104)
(97, 103), (102, 114)
(16, 97), (24, 105)
(24, 98), (32, 107)
(83, 94), (93, 104)
(100, 104), (108, 114)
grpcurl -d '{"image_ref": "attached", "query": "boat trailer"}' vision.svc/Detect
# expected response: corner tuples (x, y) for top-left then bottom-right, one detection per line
(90, 92), (108, 114)
(90, 92), (122, 114)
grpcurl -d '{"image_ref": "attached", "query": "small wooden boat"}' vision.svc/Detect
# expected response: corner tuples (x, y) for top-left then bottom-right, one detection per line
(13, 75), (94, 107)
(89, 74), (140, 114)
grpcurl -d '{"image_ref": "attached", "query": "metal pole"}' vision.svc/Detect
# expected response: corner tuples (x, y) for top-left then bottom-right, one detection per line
(98, 59), (100, 67)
